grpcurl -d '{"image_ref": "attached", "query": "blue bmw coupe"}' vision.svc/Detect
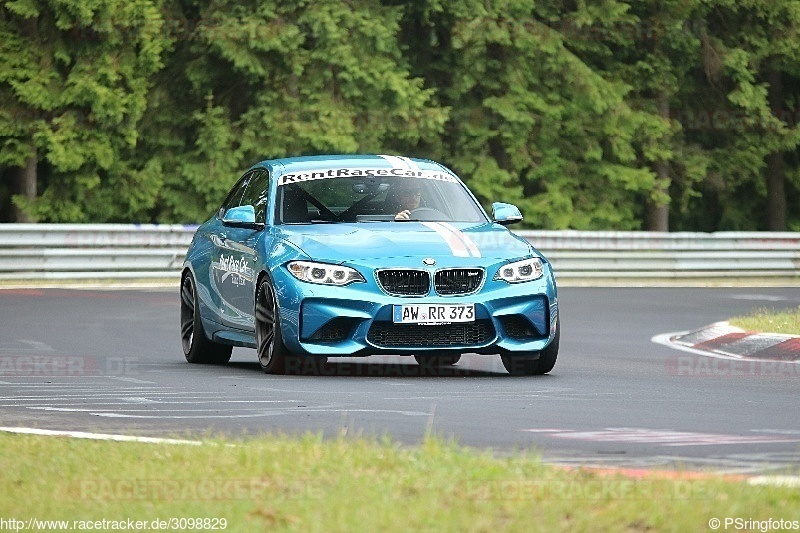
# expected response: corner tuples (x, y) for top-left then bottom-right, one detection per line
(181, 155), (559, 375)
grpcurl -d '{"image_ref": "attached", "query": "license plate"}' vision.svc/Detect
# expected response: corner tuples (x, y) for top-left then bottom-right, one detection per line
(393, 303), (475, 325)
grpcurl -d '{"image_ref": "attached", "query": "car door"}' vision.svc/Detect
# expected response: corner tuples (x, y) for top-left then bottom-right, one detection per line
(197, 172), (250, 326)
(213, 169), (270, 330)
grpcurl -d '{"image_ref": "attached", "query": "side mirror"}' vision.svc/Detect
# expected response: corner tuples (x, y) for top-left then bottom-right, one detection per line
(222, 205), (264, 230)
(492, 202), (523, 226)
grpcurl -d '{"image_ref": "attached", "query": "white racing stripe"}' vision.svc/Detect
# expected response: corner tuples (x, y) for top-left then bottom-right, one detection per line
(421, 222), (468, 257)
(381, 156), (480, 259)
(379, 155), (423, 174)
(379, 154), (412, 170)
(397, 156), (420, 172)
(421, 222), (481, 258)
(440, 222), (481, 257)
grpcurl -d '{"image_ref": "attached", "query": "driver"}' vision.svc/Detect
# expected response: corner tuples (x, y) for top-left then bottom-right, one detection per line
(393, 184), (422, 220)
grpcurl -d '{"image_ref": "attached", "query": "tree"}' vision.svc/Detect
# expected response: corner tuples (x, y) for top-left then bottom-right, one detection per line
(0, 0), (170, 222)
(133, 0), (449, 222)
(396, 0), (672, 229)
(3, 0), (797, 230)
(678, 0), (800, 230)
(601, 0), (708, 231)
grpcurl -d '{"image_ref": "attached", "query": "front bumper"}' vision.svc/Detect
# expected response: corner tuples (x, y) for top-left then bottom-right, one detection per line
(272, 263), (558, 357)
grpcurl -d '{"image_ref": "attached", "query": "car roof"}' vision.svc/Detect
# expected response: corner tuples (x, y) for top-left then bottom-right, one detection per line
(249, 154), (450, 175)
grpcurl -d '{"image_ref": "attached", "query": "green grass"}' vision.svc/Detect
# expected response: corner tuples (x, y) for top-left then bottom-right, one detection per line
(1, 433), (798, 532)
(729, 306), (800, 335)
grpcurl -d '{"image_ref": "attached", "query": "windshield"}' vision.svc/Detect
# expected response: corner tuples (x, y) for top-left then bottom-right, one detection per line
(274, 170), (487, 225)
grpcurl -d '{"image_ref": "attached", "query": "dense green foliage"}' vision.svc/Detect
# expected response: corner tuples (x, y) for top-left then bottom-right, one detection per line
(1, 0), (799, 229)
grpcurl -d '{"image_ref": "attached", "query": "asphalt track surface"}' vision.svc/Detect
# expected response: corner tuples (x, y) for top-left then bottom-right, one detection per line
(1, 286), (799, 475)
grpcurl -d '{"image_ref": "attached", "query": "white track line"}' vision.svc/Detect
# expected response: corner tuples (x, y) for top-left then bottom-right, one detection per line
(748, 475), (800, 488)
(0, 426), (201, 445)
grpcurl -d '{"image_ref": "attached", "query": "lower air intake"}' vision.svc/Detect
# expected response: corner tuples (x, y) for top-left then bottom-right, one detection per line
(367, 320), (494, 347)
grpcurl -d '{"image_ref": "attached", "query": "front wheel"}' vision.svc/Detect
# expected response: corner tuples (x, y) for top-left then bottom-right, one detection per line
(180, 273), (232, 364)
(501, 321), (560, 376)
(255, 278), (294, 374)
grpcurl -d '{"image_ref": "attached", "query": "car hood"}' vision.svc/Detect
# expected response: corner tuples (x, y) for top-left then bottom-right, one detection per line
(276, 222), (533, 262)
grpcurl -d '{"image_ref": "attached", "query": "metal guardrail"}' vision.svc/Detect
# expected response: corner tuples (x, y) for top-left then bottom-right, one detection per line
(0, 224), (798, 282)
(517, 230), (800, 280)
(0, 224), (194, 280)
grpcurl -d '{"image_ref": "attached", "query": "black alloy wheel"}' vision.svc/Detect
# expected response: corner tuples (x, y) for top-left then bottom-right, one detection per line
(181, 273), (232, 364)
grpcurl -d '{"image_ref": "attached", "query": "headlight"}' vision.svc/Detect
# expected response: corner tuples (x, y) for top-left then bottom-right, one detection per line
(287, 261), (365, 286)
(494, 257), (544, 283)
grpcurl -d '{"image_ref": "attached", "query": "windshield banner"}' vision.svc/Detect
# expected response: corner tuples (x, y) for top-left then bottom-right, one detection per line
(278, 168), (458, 185)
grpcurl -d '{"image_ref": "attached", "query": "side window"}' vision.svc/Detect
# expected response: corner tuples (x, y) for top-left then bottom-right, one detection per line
(218, 173), (252, 218)
(239, 169), (271, 224)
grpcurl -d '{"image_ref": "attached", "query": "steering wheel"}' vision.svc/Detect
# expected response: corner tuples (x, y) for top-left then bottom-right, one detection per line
(408, 207), (448, 221)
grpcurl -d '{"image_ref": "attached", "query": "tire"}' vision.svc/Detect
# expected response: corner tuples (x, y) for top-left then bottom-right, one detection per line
(180, 273), (232, 364)
(501, 321), (560, 376)
(255, 278), (294, 374)
(414, 354), (461, 366)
